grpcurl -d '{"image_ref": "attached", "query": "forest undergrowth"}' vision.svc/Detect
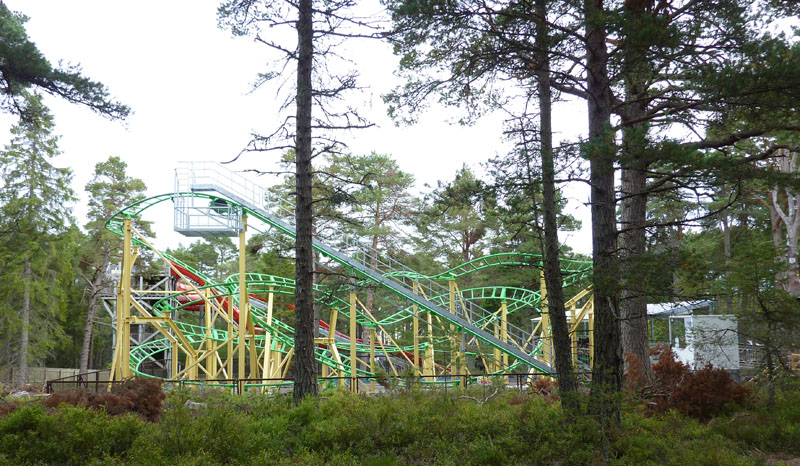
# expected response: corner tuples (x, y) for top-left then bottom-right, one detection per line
(0, 371), (798, 466)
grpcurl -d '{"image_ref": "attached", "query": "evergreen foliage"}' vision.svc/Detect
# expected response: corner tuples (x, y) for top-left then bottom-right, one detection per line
(417, 165), (495, 269)
(0, 4), (129, 119)
(168, 237), (238, 283)
(78, 156), (151, 373)
(0, 95), (76, 385)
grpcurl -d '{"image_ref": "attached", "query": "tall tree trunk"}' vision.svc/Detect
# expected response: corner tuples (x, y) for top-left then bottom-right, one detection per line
(293, 0), (318, 404)
(619, 164), (649, 381)
(770, 150), (800, 296)
(16, 259), (32, 387)
(764, 195), (784, 290)
(535, 0), (578, 414)
(619, 0), (655, 384)
(619, 104), (650, 381)
(584, 0), (622, 421)
(80, 249), (110, 373)
(765, 334), (775, 408)
(720, 203), (733, 312)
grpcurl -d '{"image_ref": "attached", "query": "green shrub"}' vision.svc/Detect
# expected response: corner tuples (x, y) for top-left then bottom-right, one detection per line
(711, 380), (800, 456)
(3, 385), (797, 464)
(0, 404), (146, 465)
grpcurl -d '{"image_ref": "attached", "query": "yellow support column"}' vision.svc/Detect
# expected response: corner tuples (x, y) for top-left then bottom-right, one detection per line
(237, 215), (248, 387)
(327, 305), (339, 390)
(412, 282), (421, 377)
(248, 310), (258, 385)
(493, 320), (501, 373)
(424, 308), (435, 377)
(570, 304), (578, 368)
(448, 280), (460, 379)
(204, 290), (217, 379)
(369, 326), (377, 393)
(262, 287), (275, 382)
(500, 301), (509, 369)
(539, 273), (552, 368)
(187, 354), (198, 380)
(171, 345), (179, 378)
(112, 217), (133, 381)
(349, 288), (357, 392)
(588, 297), (595, 368)
(226, 298), (234, 379)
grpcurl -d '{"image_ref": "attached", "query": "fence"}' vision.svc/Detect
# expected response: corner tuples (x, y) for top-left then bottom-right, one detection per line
(45, 372), (553, 395)
(1, 367), (111, 388)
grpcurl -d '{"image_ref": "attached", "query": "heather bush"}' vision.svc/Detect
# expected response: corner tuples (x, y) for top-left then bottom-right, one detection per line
(44, 377), (166, 422)
(623, 351), (649, 390)
(111, 377), (166, 421)
(529, 376), (559, 402)
(671, 364), (750, 421)
(647, 348), (751, 421)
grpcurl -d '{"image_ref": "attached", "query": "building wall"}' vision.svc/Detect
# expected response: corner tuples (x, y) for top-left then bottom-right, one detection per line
(689, 315), (740, 370)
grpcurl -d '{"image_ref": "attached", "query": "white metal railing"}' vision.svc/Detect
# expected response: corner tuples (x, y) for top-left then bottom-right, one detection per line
(174, 201), (243, 236)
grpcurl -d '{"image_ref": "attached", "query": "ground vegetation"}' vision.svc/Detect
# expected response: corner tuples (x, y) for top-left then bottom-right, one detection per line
(0, 377), (797, 465)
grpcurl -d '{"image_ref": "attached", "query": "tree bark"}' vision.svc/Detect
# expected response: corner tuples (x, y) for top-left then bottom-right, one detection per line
(15, 259), (32, 387)
(618, 0), (656, 383)
(770, 149), (800, 296)
(80, 249), (110, 373)
(619, 163), (650, 381)
(720, 189), (734, 312)
(765, 338), (775, 408)
(584, 0), (622, 421)
(535, 0), (578, 414)
(293, 0), (318, 404)
(360, 234), (380, 368)
(618, 92), (650, 381)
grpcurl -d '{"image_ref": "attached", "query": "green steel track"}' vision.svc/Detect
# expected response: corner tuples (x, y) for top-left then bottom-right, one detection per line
(108, 185), (592, 381)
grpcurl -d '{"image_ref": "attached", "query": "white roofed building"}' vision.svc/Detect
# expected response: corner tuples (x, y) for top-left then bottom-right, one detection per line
(646, 300), (739, 372)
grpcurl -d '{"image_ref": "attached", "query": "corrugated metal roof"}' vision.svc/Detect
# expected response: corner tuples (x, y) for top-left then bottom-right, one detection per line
(646, 300), (713, 317)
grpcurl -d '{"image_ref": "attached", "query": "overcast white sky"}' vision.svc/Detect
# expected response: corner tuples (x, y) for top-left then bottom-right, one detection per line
(2, 0), (593, 254)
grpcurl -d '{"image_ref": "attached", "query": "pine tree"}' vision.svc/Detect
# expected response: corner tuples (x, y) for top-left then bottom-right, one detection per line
(0, 94), (76, 386)
(327, 152), (415, 338)
(78, 156), (150, 373)
(417, 166), (492, 268)
(219, 0), (381, 403)
(0, 4), (129, 119)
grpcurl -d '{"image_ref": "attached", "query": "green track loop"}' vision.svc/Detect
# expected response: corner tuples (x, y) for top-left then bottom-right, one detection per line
(109, 192), (592, 381)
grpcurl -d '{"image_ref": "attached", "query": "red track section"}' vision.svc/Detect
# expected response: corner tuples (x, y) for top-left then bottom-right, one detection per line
(170, 262), (261, 333)
(170, 262), (423, 367)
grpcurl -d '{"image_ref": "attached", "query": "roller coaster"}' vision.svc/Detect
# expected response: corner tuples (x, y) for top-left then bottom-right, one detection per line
(107, 162), (595, 392)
